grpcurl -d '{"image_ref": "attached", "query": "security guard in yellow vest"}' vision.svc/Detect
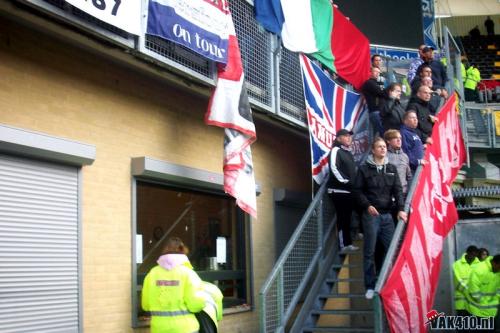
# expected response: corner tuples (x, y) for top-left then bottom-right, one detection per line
(142, 237), (207, 333)
(453, 246), (479, 316)
(464, 63), (481, 102)
(465, 254), (500, 318)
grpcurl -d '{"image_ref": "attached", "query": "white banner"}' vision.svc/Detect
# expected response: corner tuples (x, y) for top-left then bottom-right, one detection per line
(65, 0), (141, 35)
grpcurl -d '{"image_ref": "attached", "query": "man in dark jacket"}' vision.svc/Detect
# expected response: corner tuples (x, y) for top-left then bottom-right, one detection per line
(353, 137), (407, 299)
(407, 85), (437, 144)
(416, 46), (448, 90)
(361, 67), (385, 140)
(328, 129), (359, 253)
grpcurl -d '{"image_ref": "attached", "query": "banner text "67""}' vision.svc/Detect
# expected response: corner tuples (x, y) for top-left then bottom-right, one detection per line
(88, 0), (122, 16)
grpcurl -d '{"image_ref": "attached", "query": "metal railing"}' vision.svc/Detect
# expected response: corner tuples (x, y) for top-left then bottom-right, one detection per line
(463, 105), (500, 149)
(259, 177), (335, 333)
(372, 165), (424, 332)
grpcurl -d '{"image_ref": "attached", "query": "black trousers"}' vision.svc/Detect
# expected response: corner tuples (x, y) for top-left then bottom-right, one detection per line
(330, 192), (353, 247)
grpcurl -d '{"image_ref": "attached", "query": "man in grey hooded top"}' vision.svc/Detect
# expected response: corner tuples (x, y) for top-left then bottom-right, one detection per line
(353, 137), (407, 300)
(384, 129), (412, 197)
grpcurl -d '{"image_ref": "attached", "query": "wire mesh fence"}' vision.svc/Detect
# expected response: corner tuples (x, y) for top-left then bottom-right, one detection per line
(259, 180), (335, 333)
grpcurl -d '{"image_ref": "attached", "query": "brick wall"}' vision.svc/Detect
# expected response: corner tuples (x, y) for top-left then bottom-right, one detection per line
(0, 16), (310, 333)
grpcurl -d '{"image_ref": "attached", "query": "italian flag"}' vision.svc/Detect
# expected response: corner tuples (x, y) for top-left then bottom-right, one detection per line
(255, 0), (371, 89)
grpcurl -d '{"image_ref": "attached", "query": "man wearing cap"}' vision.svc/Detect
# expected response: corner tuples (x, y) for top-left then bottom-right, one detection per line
(327, 129), (359, 254)
(416, 46), (448, 90)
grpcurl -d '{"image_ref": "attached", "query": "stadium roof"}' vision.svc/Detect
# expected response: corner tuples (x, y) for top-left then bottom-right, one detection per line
(435, 0), (500, 17)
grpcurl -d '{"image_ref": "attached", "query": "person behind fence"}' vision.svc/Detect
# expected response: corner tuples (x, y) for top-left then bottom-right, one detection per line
(380, 83), (405, 133)
(407, 44), (426, 84)
(465, 254), (500, 322)
(407, 85), (437, 144)
(464, 62), (481, 102)
(419, 76), (445, 115)
(142, 236), (207, 333)
(384, 129), (412, 198)
(453, 245), (479, 316)
(328, 128), (359, 254)
(361, 67), (385, 140)
(485, 16), (494, 36)
(371, 54), (386, 88)
(416, 46), (448, 90)
(400, 110), (425, 173)
(353, 137), (407, 300)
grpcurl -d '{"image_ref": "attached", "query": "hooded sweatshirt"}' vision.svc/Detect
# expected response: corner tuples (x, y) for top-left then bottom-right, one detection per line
(387, 146), (412, 195)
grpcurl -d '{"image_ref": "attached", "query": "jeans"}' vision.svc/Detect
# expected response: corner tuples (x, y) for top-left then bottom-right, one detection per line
(369, 111), (384, 141)
(362, 212), (395, 289)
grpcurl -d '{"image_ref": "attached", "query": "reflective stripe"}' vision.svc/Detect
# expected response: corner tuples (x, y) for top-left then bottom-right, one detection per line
(330, 147), (349, 184)
(150, 310), (191, 317)
(467, 300), (499, 309)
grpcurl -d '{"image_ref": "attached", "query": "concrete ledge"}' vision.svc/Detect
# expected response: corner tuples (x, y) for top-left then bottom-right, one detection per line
(0, 123), (96, 166)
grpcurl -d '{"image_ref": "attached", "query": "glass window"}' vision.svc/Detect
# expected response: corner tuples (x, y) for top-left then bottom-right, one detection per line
(133, 180), (251, 327)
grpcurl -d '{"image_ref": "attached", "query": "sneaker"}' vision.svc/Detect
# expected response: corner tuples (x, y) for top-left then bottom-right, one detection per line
(340, 245), (360, 254)
(355, 233), (364, 240)
(365, 289), (375, 300)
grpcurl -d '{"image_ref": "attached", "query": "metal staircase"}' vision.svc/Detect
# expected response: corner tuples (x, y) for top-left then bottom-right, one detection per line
(300, 250), (374, 333)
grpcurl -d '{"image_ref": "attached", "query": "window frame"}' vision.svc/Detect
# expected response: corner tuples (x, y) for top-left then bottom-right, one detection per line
(130, 157), (254, 328)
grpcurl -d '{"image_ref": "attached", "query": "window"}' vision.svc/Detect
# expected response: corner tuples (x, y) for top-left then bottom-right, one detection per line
(132, 179), (251, 327)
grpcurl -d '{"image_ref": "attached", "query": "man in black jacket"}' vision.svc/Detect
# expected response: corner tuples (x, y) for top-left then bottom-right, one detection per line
(361, 67), (385, 141)
(407, 85), (437, 144)
(416, 46), (448, 90)
(353, 137), (407, 299)
(328, 129), (359, 253)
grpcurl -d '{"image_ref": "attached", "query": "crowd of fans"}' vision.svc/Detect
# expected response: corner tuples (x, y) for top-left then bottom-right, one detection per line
(328, 45), (451, 300)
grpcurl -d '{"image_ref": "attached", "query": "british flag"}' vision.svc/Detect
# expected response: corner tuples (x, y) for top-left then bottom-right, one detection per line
(299, 54), (366, 184)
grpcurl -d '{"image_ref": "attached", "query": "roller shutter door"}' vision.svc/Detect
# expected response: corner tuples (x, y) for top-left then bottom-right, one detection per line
(0, 154), (79, 333)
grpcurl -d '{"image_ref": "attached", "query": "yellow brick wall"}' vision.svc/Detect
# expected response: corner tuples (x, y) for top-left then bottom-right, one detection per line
(0, 17), (310, 333)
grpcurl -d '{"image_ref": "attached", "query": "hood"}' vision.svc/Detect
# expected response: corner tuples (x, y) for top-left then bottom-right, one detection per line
(157, 254), (192, 270)
(366, 153), (388, 167)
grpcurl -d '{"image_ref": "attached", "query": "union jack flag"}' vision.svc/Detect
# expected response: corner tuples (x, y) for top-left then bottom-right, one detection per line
(299, 54), (366, 184)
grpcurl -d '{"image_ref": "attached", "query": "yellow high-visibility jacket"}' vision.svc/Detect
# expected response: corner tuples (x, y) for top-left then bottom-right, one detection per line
(465, 256), (500, 318)
(142, 254), (207, 333)
(453, 254), (479, 311)
(464, 66), (481, 90)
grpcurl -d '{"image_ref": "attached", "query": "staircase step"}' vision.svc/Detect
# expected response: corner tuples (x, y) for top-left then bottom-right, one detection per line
(318, 293), (366, 299)
(325, 277), (364, 284)
(332, 264), (361, 269)
(311, 309), (373, 315)
(303, 327), (373, 332)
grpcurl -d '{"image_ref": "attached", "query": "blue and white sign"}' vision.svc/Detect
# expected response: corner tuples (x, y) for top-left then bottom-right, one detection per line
(422, 0), (437, 49)
(370, 46), (419, 61)
(147, 0), (230, 64)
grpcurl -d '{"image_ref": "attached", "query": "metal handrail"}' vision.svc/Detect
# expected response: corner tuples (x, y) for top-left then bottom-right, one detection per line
(259, 176), (334, 333)
(372, 164), (424, 331)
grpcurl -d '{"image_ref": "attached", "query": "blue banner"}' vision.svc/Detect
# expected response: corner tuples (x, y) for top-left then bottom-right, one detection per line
(422, 0), (437, 49)
(370, 46), (419, 61)
(147, 0), (230, 64)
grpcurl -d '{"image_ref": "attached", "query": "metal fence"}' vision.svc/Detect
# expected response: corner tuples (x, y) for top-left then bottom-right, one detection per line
(26, 0), (307, 126)
(259, 178), (335, 333)
(463, 106), (500, 148)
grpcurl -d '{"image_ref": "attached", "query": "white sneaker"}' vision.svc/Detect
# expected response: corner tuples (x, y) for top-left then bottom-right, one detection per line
(365, 289), (375, 300)
(340, 245), (360, 254)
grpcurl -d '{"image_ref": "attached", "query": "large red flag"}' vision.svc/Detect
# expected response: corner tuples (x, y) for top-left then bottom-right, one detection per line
(330, 7), (371, 90)
(380, 94), (466, 332)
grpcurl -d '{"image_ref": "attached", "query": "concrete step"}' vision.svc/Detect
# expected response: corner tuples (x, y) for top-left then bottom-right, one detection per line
(311, 309), (373, 315)
(318, 293), (366, 299)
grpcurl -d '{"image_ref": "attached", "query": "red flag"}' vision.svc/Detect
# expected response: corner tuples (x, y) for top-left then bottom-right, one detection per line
(331, 7), (371, 90)
(380, 95), (466, 332)
(205, 10), (257, 218)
